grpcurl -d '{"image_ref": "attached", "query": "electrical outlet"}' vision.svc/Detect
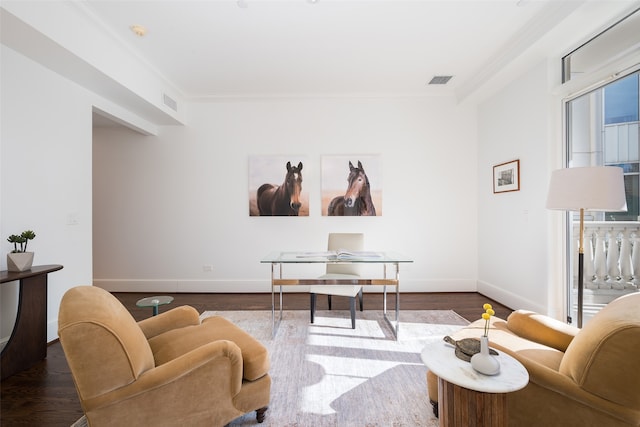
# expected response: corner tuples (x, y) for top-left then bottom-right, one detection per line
(66, 212), (79, 225)
(202, 265), (213, 272)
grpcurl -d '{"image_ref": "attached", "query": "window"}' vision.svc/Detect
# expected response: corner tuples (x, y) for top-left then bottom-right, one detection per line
(565, 69), (640, 326)
(567, 71), (640, 219)
(604, 74), (639, 125)
(562, 6), (640, 326)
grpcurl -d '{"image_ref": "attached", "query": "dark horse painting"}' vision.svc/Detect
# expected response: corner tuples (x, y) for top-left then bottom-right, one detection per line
(328, 160), (377, 216)
(257, 161), (304, 216)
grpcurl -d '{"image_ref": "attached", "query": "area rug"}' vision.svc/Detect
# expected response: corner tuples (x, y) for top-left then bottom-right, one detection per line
(72, 309), (468, 427)
(209, 309), (467, 427)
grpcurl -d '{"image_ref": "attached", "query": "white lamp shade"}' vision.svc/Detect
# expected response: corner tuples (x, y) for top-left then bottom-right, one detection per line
(546, 166), (627, 212)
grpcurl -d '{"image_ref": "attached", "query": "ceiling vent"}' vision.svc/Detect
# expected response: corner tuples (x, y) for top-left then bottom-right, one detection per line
(428, 75), (453, 85)
(163, 93), (178, 112)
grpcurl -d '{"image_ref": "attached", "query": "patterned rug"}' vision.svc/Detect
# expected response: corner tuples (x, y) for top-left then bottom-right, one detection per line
(72, 309), (468, 427)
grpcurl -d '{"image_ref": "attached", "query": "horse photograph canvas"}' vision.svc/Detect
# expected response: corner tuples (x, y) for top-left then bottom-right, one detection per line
(249, 155), (309, 216)
(322, 155), (382, 216)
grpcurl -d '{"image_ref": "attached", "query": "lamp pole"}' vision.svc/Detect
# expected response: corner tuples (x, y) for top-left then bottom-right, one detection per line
(578, 208), (585, 328)
(546, 166), (626, 329)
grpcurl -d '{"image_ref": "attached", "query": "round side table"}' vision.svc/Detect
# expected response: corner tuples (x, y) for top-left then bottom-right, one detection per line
(136, 295), (174, 316)
(421, 339), (529, 427)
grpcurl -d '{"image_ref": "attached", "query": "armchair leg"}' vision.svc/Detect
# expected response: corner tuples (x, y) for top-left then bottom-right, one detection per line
(430, 399), (438, 418)
(256, 406), (268, 423)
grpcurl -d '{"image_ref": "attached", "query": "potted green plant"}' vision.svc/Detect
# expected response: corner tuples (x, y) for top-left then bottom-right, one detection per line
(7, 230), (36, 272)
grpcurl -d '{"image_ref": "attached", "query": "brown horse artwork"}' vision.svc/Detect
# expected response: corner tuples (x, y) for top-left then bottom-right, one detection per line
(257, 161), (304, 216)
(328, 160), (377, 216)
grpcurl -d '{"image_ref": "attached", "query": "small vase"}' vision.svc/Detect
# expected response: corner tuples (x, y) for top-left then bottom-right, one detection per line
(470, 336), (500, 375)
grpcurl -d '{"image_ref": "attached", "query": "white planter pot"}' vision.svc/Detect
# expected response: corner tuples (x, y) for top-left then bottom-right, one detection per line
(7, 252), (34, 272)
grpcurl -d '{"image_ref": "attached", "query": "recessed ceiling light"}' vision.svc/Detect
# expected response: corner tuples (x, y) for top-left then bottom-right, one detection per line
(130, 25), (147, 37)
(428, 75), (453, 85)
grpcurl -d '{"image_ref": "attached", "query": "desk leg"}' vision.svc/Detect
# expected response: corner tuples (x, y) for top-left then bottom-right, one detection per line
(271, 262), (285, 338)
(383, 284), (387, 315)
(280, 282), (283, 321)
(395, 263), (400, 336)
(438, 377), (507, 427)
(381, 263), (400, 340)
(383, 263), (388, 316)
(271, 263), (276, 338)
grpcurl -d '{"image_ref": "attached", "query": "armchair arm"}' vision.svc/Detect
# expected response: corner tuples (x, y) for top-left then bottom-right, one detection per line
(507, 310), (579, 352)
(82, 339), (244, 414)
(515, 356), (640, 425)
(138, 305), (201, 340)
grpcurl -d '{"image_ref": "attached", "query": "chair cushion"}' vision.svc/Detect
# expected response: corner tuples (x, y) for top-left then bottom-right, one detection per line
(310, 284), (361, 297)
(148, 316), (269, 381)
(507, 310), (579, 352)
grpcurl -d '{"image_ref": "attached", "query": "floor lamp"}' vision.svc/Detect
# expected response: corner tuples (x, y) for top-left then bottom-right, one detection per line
(546, 166), (626, 328)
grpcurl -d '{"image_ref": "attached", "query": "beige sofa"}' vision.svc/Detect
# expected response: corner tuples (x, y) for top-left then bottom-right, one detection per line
(427, 292), (640, 426)
(58, 286), (271, 426)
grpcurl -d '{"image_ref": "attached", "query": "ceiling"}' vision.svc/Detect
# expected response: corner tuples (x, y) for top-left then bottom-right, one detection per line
(79, 0), (577, 101)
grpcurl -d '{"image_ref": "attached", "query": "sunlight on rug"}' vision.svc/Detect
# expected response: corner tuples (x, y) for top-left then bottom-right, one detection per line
(201, 310), (468, 427)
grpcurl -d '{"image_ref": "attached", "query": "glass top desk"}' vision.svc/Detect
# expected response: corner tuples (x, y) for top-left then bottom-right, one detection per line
(261, 251), (413, 339)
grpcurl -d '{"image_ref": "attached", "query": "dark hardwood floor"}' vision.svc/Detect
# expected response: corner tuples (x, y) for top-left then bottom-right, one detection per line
(0, 291), (512, 427)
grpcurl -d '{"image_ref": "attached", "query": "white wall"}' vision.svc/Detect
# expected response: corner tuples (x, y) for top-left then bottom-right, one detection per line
(1, 46), (94, 342)
(93, 97), (479, 294)
(476, 60), (556, 315)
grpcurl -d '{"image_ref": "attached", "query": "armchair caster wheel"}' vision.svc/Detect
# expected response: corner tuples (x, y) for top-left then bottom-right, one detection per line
(256, 406), (268, 423)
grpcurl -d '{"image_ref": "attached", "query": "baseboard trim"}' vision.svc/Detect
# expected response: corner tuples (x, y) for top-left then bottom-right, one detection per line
(476, 280), (546, 314)
(93, 278), (478, 293)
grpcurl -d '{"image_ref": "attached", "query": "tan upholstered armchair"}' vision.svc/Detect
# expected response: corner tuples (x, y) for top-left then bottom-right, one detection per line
(427, 292), (640, 426)
(58, 286), (270, 426)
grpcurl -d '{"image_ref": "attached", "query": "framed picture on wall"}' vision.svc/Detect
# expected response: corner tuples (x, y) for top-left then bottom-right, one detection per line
(493, 159), (520, 193)
(249, 156), (309, 216)
(321, 155), (382, 216)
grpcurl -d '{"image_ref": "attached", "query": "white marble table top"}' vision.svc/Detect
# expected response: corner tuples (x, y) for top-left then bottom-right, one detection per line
(421, 338), (529, 394)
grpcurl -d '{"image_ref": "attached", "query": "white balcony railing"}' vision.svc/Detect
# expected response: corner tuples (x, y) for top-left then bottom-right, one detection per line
(572, 222), (640, 309)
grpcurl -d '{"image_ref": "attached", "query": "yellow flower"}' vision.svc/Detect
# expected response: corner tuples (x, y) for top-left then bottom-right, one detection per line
(481, 304), (494, 337)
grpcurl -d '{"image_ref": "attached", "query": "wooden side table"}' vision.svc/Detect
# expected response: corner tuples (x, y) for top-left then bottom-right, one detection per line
(421, 339), (529, 427)
(1, 264), (63, 379)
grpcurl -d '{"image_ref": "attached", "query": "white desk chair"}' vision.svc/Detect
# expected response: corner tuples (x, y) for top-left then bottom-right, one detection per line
(310, 233), (364, 329)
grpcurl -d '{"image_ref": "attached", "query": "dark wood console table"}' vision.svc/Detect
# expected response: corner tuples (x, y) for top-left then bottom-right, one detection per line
(1, 264), (63, 379)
